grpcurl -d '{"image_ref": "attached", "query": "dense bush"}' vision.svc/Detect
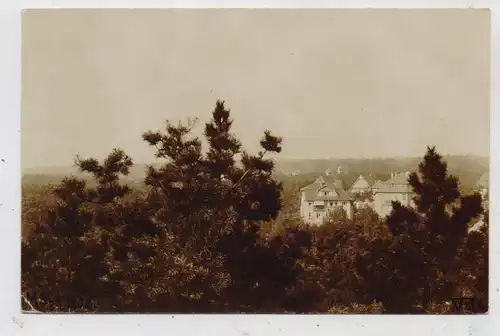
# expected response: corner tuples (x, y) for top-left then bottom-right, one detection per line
(22, 101), (488, 314)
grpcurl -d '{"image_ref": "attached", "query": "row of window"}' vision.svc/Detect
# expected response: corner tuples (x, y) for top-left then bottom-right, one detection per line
(382, 195), (409, 204)
(308, 212), (323, 219)
(310, 201), (348, 206)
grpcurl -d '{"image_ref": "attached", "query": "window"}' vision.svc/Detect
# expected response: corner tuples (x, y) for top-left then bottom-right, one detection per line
(329, 201), (333, 206)
(316, 213), (320, 218)
(324, 191), (328, 196)
(309, 213), (312, 219)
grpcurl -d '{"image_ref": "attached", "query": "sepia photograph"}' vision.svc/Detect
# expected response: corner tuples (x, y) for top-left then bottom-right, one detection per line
(21, 8), (490, 314)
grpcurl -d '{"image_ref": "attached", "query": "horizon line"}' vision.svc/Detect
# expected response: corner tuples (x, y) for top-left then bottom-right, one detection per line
(22, 152), (490, 173)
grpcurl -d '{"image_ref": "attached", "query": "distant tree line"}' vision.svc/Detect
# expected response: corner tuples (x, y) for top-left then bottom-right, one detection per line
(22, 101), (488, 313)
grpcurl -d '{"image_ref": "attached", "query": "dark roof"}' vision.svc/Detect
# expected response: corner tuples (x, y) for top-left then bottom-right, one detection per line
(363, 174), (377, 186)
(301, 176), (352, 201)
(333, 179), (344, 189)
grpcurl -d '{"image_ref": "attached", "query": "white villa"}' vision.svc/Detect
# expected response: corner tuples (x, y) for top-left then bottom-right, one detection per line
(299, 172), (416, 224)
(300, 169), (489, 225)
(477, 172), (489, 201)
(349, 173), (377, 194)
(372, 172), (416, 217)
(299, 176), (354, 225)
(469, 172), (490, 233)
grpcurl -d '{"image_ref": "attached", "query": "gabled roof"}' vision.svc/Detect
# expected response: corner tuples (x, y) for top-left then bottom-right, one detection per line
(301, 176), (352, 201)
(477, 172), (489, 188)
(363, 174), (377, 186)
(348, 173), (377, 192)
(374, 172), (414, 194)
(376, 184), (414, 194)
(385, 172), (411, 185)
(314, 176), (326, 185)
(372, 180), (384, 189)
(333, 179), (344, 189)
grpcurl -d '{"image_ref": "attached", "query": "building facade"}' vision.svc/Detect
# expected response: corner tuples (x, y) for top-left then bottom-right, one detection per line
(299, 171), (418, 222)
(477, 172), (489, 201)
(299, 176), (354, 225)
(373, 172), (416, 217)
(349, 173), (377, 194)
(371, 179), (384, 193)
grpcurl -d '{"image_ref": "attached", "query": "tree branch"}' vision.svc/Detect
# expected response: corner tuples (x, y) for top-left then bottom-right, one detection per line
(233, 150), (268, 188)
(22, 294), (41, 313)
(154, 144), (169, 160)
(233, 169), (251, 188)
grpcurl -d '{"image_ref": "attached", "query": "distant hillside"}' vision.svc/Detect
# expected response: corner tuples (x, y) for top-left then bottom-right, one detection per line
(274, 155), (488, 175)
(22, 163), (157, 187)
(273, 154), (489, 194)
(23, 155), (488, 194)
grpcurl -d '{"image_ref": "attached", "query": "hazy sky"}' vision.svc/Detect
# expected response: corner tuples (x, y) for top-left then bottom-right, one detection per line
(22, 9), (490, 169)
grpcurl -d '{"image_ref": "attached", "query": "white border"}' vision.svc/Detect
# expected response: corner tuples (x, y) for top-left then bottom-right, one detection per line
(1, 1), (498, 335)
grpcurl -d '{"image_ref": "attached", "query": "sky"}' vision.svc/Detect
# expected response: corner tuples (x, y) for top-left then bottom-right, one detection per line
(22, 9), (490, 169)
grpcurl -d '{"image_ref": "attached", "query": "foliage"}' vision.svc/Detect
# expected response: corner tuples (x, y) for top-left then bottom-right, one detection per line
(354, 146), (485, 313)
(328, 301), (384, 314)
(22, 103), (488, 314)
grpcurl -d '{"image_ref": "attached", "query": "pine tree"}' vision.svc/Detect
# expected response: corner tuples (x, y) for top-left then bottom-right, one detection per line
(22, 100), (313, 313)
(22, 149), (135, 312)
(356, 146), (484, 313)
(142, 100), (310, 312)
